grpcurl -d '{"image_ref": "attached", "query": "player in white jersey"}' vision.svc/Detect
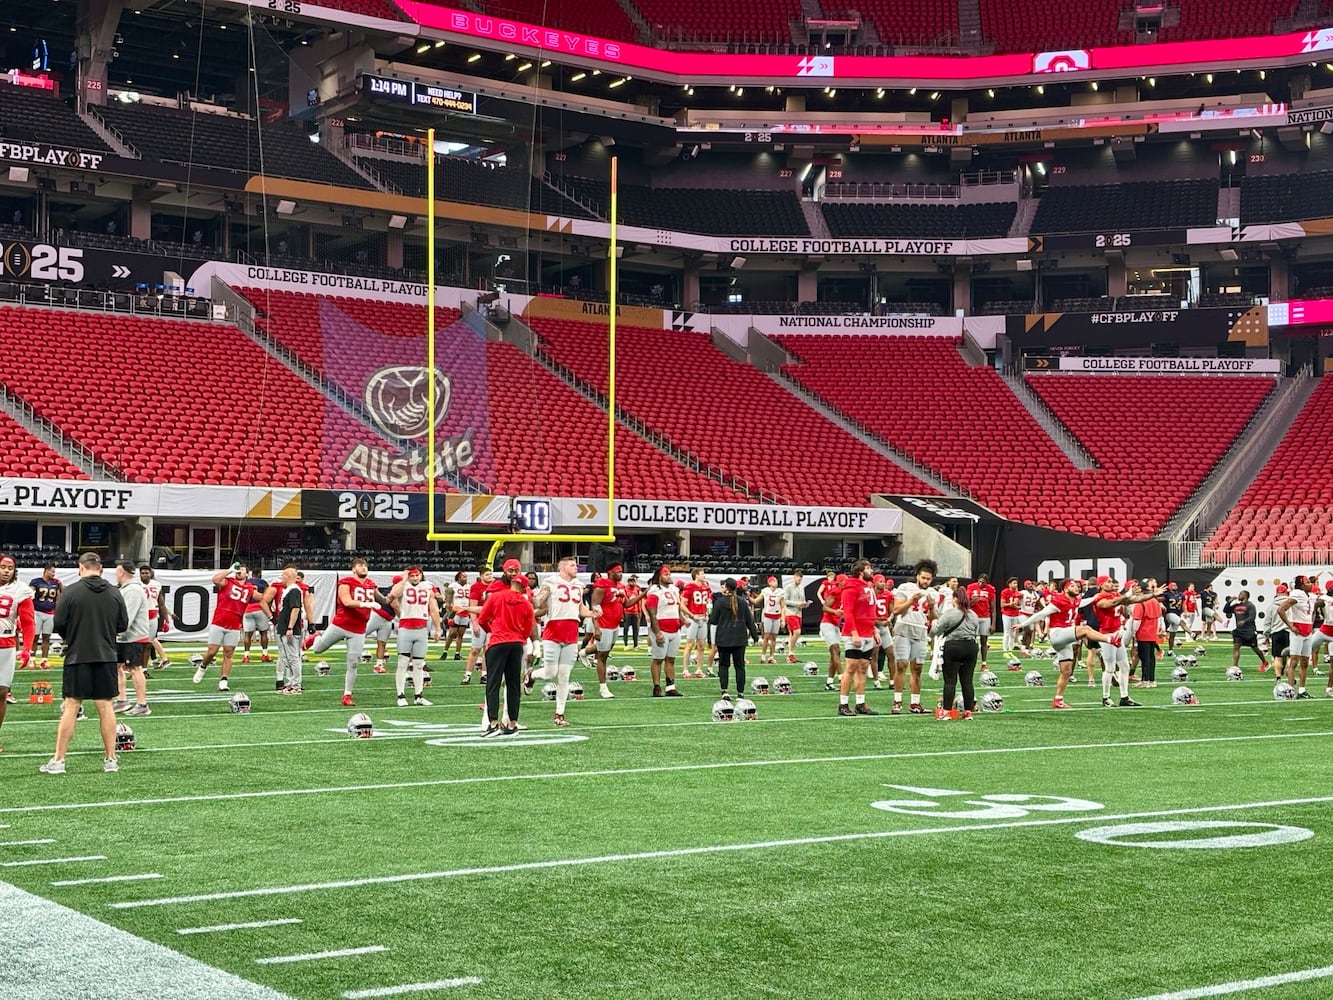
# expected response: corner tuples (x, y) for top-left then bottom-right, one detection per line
(387, 567), (442, 707)
(891, 560), (938, 715)
(137, 565), (174, 670)
(0, 556), (35, 749)
(645, 565), (690, 697)
(1275, 575), (1317, 698)
(1018, 583), (1040, 654)
(441, 571), (470, 662)
(756, 577), (785, 664)
(524, 556), (590, 726)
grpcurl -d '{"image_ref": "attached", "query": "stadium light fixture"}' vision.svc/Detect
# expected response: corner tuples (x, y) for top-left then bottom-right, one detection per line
(467, 53), (481, 62)
(1035, 85), (1044, 94)
(609, 77), (626, 88)
(505, 54), (516, 60)
(518, 62), (532, 71)
(541, 60), (551, 67)
(434, 40), (445, 48)
(415, 42), (431, 54)
(571, 72), (586, 81)
(908, 87), (917, 95)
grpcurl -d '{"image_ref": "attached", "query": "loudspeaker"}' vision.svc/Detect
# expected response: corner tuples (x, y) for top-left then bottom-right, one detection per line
(388, 214), (408, 229)
(7, 166), (29, 183)
(275, 199), (296, 216)
(590, 544), (624, 573)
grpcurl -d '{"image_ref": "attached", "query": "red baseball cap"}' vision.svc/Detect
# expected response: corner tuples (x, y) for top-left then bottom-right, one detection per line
(1168, 581), (1177, 589)
(872, 574), (885, 583)
(1324, 581), (1333, 594)
(1276, 583), (1290, 594)
(502, 558), (522, 575)
(768, 575), (778, 584)
(1096, 575), (1111, 586)
(884, 578), (895, 588)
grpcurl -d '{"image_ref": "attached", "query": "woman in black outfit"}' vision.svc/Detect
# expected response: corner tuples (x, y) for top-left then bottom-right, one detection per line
(931, 585), (981, 719)
(710, 578), (759, 700)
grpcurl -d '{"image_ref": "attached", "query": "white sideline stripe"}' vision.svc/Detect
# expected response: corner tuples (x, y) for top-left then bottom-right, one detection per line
(342, 978), (483, 997)
(109, 794), (1333, 910)
(0, 839), (55, 847)
(0, 735), (423, 760)
(52, 873), (163, 886)
(10, 728), (1333, 817)
(2, 855), (105, 867)
(0, 880), (296, 1000)
(178, 918), (302, 936)
(255, 945), (387, 965)
(1127, 963), (1333, 999)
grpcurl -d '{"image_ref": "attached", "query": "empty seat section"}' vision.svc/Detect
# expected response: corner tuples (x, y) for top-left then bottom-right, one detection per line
(1032, 180), (1220, 234)
(844, 0), (958, 47)
(1159, 0), (1293, 41)
(1203, 379), (1333, 561)
(979, 0), (1131, 52)
(0, 82), (111, 152)
(0, 411), (90, 480)
(358, 155), (597, 218)
(634, 0), (801, 40)
(1240, 170), (1333, 226)
(822, 201), (1016, 238)
(477, 0), (637, 40)
(565, 179), (807, 236)
(532, 319), (937, 505)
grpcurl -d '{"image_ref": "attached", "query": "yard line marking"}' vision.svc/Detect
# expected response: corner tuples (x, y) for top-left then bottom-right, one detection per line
(342, 978), (483, 998)
(2, 856), (105, 867)
(178, 918), (302, 936)
(11, 728), (1333, 817)
(109, 794), (1333, 909)
(1227, 713), (1260, 718)
(0, 840), (56, 847)
(1127, 963), (1333, 999)
(52, 873), (162, 886)
(254, 945), (387, 965)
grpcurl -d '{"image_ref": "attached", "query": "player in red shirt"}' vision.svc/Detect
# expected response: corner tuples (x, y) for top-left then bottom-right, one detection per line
(301, 557), (382, 707)
(965, 574), (997, 669)
(460, 567), (494, 684)
(0, 555), (35, 754)
(1016, 579), (1123, 709)
(192, 562), (257, 692)
(1091, 575), (1163, 708)
(680, 568), (714, 677)
(837, 560), (879, 716)
(477, 568), (536, 738)
(871, 574), (893, 690)
(590, 563), (642, 700)
(998, 577), (1023, 662)
(818, 570), (844, 691)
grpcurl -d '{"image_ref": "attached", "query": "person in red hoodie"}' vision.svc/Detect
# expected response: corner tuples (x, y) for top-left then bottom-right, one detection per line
(838, 559), (879, 717)
(477, 562), (535, 738)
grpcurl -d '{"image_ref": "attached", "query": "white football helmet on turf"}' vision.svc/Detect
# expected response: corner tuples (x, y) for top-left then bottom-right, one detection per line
(1006, 656), (1022, 670)
(621, 666), (636, 682)
(189, 653), (204, 667)
(802, 661), (819, 677)
(359, 652), (374, 664)
(568, 681), (584, 701)
(228, 692), (251, 714)
(751, 676), (769, 695)
(1171, 665), (1189, 683)
(114, 722), (135, 751)
(1274, 681), (1297, 701)
(712, 698), (736, 722)
(606, 666), (620, 682)
(347, 712), (373, 738)
(1025, 670), (1044, 687)
(979, 670), (999, 688)
(541, 683), (558, 701)
(1225, 666), (1244, 681)
(773, 676), (792, 694)
(980, 691), (1004, 713)
(1172, 686), (1198, 705)
(734, 697), (758, 721)
(1194, 645), (1207, 657)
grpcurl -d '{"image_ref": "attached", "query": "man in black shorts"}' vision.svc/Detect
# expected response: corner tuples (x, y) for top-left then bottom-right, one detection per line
(113, 561), (152, 717)
(43, 553), (128, 774)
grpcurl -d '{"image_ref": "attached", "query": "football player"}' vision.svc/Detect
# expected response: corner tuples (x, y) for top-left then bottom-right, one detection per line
(192, 563), (257, 692)
(590, 563), (641, 700)
(756, 575), (785, 664)
(439, 571), (469, 662)
(838, 560), (879, 716)
(461, 567), (494, 684)
(304, 557), (382, 707)
(526, 556), (592, 726)
(818, 571), (843, 692)
(387, 567), (442, 707)
(782, 571), (808, 666)
(138, 565), (175, 670)
(891, 560), (938, 715)
(1275, 576), (1316, 698)
(113, 561), (152, 717)
(644, 564), (688, 698)
(1091, 576), (1161, 707)
(0, 556), (35, 752)
(27, 564), (60, 668)
(680, 568), (713, 676)
(239, 567), (271, 665)
(1016, 579), (1124, 709)
(364, 577), (396, 674)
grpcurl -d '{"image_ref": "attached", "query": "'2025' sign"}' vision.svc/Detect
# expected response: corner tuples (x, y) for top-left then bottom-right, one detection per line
(1, 242), (86, 283)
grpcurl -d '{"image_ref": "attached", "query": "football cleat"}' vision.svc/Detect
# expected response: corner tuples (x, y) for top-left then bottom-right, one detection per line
(1225, 666), (1244, 681)
(980, 691), (1004, 713)
(1273, 681), (1297, 701)
(1051, 697), (1069, 710)
(552, 713), (570, 727)
(1119, 696), (1142, 707)
(1171, 665), (1189, 682)
(803, 661), (819, 676)
(1172, 685), (1198, 705)
(773, 676), (792, 694)
(342, 693), (356, 707)
(228, 692), (251, 714)
(114, 723), (136, 751)
(397, 695), (409, 708)
(734, 697), (758, 721)
(347, 712), (373, 738)
(302, 632), (319, 651)
(217, 679), (229, 692)
(1025, 670), (1044, 687)
(712, 698), (736, 722)
(568, 681), (585, 701)
(414, 696), (432, 707)
(908, 703), (928, 714)
(979, 670), (999, 688)
(855, 703), (878, 716)
(541, 682), (558, 702)
(751, 676), (770, 695)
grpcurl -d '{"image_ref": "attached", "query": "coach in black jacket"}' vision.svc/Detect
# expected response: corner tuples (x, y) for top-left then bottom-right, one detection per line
(43, 552), (128, 775)
(710, 578), (759, 701)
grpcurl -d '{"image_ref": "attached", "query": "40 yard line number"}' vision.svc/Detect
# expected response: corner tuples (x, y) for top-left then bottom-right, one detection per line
(871, 786), (1313, 849)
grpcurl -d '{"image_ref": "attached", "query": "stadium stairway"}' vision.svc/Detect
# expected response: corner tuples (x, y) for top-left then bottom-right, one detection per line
(499, 311), (759, 502)
(999, 370), (1097, 468)
(0, 383), (103, 481)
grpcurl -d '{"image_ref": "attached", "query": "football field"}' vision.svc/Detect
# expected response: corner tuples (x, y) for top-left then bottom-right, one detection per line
(2, 638), (1332, 1000)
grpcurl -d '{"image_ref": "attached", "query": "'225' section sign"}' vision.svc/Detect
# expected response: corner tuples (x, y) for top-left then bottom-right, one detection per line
(1, 242), (86, 283)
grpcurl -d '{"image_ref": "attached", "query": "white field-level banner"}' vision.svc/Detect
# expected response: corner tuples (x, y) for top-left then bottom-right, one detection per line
(0, 479), (301, 519)
(185, 261), (472, 308)
(1055, 357), (1282, 374)
(606, 499), (902, 534)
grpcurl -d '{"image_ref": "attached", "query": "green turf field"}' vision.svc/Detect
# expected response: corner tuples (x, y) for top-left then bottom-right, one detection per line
(3, 637), (1333, 1000)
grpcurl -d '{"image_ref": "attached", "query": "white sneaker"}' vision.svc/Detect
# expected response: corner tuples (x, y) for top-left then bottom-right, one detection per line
(397, 695), (409, 707)
(873, 679), (883, 690)
(103, 758), (118, 773)
(217, 679), (230, 692)
(600, 685), (614, 699)
(414, 695), (432, 706)
(192, 666), (206, 684)
(39, 758), (66, 775)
